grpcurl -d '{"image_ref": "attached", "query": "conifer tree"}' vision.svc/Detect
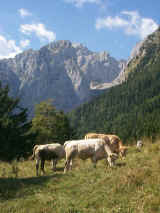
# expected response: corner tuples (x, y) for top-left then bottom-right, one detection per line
(0, 83), (33, 161)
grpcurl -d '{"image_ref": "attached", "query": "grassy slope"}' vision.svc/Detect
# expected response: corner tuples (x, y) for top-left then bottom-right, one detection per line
(1, 139), (160, 213)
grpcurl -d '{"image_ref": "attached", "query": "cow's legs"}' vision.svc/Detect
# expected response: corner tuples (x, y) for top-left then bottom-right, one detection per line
(69, 159), (73, 170)
(64, 158), (72, 173)
(52, 159), (58, 171)
(91, 156), (97, 168)
(40, 159), (45, 175)
(36, 159), (40, 176)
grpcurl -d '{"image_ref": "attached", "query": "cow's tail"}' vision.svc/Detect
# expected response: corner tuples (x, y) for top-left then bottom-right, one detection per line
(29, 145), (39, 160)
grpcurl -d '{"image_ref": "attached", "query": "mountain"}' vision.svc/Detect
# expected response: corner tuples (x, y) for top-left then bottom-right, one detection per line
(68, 27), (160, 142)
(0, 40), (123, 115)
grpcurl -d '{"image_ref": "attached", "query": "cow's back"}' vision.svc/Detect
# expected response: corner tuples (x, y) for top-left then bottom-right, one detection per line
(35, 143), (65, 159)
(85, 133), (106, 139)
(65, 138), (106, 160)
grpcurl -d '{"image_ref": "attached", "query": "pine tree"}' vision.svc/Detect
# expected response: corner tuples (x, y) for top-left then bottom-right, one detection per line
(0, 83), (34, 161)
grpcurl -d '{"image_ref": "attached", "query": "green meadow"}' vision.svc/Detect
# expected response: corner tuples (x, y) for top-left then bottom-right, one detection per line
(0, 139), (160, 213)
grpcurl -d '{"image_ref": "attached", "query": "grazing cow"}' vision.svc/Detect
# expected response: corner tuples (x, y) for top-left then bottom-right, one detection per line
(31, 143), (65, 176)
(136, 140), (143, 151)
(84, 133), (128, 158)
(64, 138), (118, 173)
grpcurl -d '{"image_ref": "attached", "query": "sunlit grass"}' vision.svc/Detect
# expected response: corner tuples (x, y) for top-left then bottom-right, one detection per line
(1, 139), (160, 212)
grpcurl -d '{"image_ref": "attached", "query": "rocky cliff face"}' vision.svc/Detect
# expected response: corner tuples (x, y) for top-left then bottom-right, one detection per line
(0, 40), (124, 115)
(123, 27), (160, 79)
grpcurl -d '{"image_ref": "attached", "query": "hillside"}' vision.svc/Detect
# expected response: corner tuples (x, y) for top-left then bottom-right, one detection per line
(0, 139), (160, 213)
(68, 27), (160, 142)
(0, 40), (124, 116)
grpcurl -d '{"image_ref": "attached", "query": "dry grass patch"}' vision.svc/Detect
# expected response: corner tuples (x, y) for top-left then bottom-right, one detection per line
(1, 139), (160, 212)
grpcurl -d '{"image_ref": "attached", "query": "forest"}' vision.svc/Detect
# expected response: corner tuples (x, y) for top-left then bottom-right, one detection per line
(68, 29), (160, 143)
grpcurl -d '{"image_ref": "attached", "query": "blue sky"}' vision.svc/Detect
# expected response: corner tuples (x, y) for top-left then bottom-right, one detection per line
(0, 0), (159, 60)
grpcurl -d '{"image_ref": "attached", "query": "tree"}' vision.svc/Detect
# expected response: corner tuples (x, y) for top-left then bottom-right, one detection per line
(0, 83), (34, 161)
(31, 99), (72, 145)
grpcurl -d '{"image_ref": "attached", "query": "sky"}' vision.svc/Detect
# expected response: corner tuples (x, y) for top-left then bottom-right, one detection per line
(0, 0), (159, 60)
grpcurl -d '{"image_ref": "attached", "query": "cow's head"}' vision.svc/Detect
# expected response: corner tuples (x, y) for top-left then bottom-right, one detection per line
(137, 140), (143, 148)
(107, 153), (118, 167)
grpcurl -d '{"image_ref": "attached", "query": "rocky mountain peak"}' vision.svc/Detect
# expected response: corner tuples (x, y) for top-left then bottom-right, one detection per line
(0, 40), (125, 116)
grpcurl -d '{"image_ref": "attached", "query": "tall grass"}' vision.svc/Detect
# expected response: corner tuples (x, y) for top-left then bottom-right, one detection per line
(0, 139), (160, 213)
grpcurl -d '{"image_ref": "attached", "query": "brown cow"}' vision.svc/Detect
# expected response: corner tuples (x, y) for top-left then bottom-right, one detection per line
(84, 133), (128, 158)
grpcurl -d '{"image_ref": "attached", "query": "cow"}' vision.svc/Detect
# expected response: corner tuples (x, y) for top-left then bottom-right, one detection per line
(84, 133), (128, 158)
(64, 138), (118, 173)
(136, 140), (143, 151)
(31, 143), (65, 176)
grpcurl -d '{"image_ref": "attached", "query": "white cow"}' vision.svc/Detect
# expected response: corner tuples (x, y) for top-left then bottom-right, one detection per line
(137, 140), (143, 151)
(64, 138), (118, 173)
(31, 143), (65, 176)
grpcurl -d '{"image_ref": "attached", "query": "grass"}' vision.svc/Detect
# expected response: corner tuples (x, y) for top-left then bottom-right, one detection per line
(1, 139), (160, 213)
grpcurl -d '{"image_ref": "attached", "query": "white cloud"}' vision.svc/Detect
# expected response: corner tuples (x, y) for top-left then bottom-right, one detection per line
(96, 11), (158, 39)
(139, 18), (158, 39)
(20, 23), (56, 42)
(96, 16), (128, 29)
(18, 8), (32, 18)
(64, 0), (101, 7)
(20, 39), (30, 48)
(0, 35), (22, 59)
